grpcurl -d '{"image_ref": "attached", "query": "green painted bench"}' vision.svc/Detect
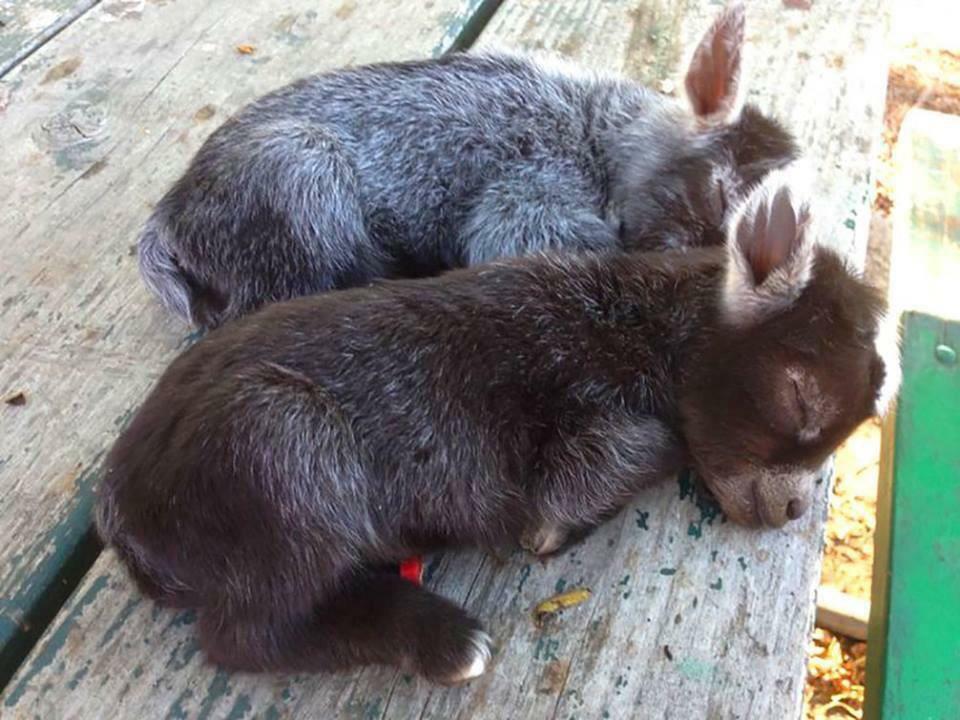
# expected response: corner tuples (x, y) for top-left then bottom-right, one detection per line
(865, 109), (960, 720)
(0, 1), (891, 717)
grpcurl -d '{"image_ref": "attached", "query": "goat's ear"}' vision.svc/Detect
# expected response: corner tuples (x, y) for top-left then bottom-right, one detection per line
(684, 2), (745, 122)
(723, 164), (815, 326)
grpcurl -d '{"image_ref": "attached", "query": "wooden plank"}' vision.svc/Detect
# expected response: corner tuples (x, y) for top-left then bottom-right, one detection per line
(4, 477), (832, 720)
(0, 0), (99, 79)
(865, 108), (960, 720)
(0, 0), (502, 688)
(864, 313), (960, 720)
(886, 109), (960, 321)
(815, 586), (869, 642)
(2, 0), (890, 717)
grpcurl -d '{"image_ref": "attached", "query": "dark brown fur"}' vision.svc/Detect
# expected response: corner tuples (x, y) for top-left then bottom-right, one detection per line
(97, 171), (897, 682)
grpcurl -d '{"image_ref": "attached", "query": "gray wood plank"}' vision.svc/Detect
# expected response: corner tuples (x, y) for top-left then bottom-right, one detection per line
(2, 478), (832, 720)
(0, 0), (99, 79)
(0, 0), (501, 686)
(2, 0), (891, 718)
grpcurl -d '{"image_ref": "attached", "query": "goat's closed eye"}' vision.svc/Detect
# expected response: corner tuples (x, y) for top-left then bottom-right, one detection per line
(791, 377), (808, 426)
(791, 377), (823, 441)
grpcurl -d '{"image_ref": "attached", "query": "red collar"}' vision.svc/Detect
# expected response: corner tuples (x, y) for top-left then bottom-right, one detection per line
(399, 555), (424, 584)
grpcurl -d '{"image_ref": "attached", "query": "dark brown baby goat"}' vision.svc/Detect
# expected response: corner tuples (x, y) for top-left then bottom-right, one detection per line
(97, 167), (899, 684)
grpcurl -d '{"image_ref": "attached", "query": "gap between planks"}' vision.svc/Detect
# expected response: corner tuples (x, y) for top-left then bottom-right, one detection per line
(0, 0), (101, 80)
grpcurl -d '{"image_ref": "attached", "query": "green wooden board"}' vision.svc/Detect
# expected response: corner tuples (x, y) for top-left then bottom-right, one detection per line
(865, 312), (960, 719)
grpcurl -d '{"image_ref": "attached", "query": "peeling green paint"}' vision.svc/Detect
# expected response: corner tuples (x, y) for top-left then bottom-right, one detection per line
(677, 658), (715, 681)
(196, 670), (232, 720)
(165, 636), (201, 671)
(66, 661), (90, 690)
(362, 697), (383, 720)
(659, 568), (676, 576)
(163, 610), (197, 633)
(555, 578), (567, 593)
(167, 688), (194, 720)
(112, 407), (136, 429)
(430, 0), (504, 57)
(534, 637), (561, 662)
(177, 328), (206, 349)
(634, 509), (649, 529)
(681, 471), (722, 539)
(1, 454), (104, 687)
(99, 597), (142, 648)
(518, 563), (531, 593)
(738, 556), (748, 571)
(709, 578), (723, 591)
(4, 574), (109, 706)
(225, 693), (252, 720)
(423, 554), (442, 584)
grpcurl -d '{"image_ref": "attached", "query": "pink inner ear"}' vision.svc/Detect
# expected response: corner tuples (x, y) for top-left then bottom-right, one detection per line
(707, 24), (732, 115)
(743, 187), (797, 285)
(685, 4), (745, 118)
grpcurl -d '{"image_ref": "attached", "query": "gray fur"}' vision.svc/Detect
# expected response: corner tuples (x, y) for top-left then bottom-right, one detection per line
(139, 7), (796, 327)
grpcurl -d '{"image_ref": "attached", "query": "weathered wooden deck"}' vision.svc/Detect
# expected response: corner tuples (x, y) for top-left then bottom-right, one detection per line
(0, 1), (890, 718)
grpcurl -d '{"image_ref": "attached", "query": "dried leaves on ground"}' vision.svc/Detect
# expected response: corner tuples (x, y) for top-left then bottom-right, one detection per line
(806, 629), (868, 719)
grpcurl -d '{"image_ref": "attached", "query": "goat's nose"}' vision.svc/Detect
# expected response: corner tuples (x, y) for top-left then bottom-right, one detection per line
(785, 497), (806, 520)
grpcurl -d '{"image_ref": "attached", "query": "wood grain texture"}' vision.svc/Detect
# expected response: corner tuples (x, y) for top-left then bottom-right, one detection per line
(0, 0), (100, 79)
(3, 476), (832, 720)
(2, 0), (891, 717)
(887, 109), (960, 321)
(866, 110), (960, 720)
(0, 0), (500, 687)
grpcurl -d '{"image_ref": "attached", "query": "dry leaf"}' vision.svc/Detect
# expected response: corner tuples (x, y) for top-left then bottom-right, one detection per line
(533, 587), (591, 626)
(4, 390), (27, 406)
(236, 44), (256, 55)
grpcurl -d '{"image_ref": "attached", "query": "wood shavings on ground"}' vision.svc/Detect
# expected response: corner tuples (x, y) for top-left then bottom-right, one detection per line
(235, 44), (256, 55)
(820, 420), (881, 602)
(805, 628), (867, 718)
(804, 421), (878, 718)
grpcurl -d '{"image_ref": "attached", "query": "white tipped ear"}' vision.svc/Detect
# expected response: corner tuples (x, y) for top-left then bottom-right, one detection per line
(722, 164), (816, 326)
(684, 2), (746, 122)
